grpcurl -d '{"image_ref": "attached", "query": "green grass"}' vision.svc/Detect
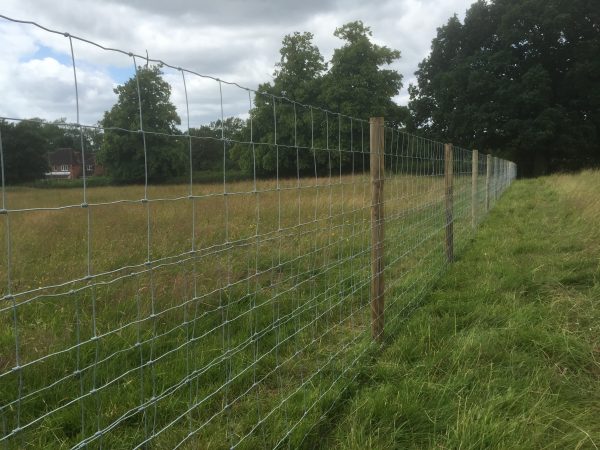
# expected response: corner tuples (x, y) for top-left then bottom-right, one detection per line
(326, 171), (600, 449)
(23, 170), (249, 189)
(0, 167), (556, 448)
(0, 174), (377, 448)
(24, 176), (113, 189)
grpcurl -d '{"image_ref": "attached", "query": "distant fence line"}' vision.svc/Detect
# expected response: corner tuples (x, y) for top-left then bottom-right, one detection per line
(0, 15), (516, 449)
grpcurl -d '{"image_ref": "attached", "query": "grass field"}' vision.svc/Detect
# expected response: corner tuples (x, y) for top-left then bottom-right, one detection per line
(325, 171), (600, 449)
(0, 166), (512, 448)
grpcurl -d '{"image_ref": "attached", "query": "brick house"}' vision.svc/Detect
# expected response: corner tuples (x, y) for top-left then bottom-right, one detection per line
(46, 148), (102, 179)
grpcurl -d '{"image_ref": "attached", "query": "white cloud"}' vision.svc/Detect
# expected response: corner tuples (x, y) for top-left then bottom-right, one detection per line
(0, 0), (475, 125)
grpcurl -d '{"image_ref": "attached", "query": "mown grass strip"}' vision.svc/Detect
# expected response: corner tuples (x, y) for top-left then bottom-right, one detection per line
(327, 172), (600, 449)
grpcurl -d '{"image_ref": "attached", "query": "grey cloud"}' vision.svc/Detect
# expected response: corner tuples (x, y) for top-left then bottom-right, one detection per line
(107, 0), (340, 26)
(1, 0), (475, 125)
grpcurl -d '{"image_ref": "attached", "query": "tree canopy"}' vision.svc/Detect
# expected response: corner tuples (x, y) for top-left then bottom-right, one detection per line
(190, 117), (245, 172)
(99, 65), (186, 183)
(409, 0), (600, 176)
(230, 31), (328, 176)
(230, 23), (405, 177)
(0, 119), (102, 184)
(323, 21), (404, 120)
(0, 120), (48, 183)
(11, 8), (597, 183)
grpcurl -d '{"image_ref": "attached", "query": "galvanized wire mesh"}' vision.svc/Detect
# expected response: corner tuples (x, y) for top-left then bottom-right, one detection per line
(0, 15), (516, 449)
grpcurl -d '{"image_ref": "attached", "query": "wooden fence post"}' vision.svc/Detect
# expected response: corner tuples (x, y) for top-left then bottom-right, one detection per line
(444, 143), (454, 263)
(493, 157), (498, 200)
(370, 117), (385, 342)
(485, 153), (492, 211)
(471, 150), (478, 229)
(494, 156), (500, 202)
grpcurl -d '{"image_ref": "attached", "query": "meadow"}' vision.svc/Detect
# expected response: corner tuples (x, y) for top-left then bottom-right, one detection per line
(0, 166), (504, 448)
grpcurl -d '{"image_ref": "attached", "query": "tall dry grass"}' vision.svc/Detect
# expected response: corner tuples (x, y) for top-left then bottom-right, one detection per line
(0, 171), (485, 448)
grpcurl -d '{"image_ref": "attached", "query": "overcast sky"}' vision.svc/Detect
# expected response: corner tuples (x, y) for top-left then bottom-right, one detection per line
(0, 0), (474, 127)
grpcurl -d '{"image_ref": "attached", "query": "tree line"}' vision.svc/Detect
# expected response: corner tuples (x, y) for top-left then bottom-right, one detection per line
(96, 21), (406, 183)
(409, 0), (600, 176)
(2, 0), (598, 182)
(0, 119), (102, 183)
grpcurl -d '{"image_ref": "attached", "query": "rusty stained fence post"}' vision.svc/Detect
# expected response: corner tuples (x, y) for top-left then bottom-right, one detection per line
(471, 149), (478, 229)
(370, 117), (385, 342)
(444, 143), (454, 263)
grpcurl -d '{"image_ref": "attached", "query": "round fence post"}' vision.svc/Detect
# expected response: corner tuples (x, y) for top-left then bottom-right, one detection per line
(444, 143), (454, 263)
(471, 149), (478, 229)
(485, 153), (492, 211)
(370, 117), (385, 342)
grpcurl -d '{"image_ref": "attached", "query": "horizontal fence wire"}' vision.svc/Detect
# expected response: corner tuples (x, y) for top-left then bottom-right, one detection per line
(0, 15), (517, 449)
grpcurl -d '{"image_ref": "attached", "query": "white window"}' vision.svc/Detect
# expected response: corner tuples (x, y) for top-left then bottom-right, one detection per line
(60, 165), (70, 171)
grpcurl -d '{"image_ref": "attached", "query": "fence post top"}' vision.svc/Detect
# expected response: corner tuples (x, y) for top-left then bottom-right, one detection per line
(369, 117), (384, 123)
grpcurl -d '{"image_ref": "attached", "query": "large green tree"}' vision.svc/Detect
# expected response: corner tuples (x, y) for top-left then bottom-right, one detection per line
(231, 31), (327, 176)
(99, 65), (186, 183)
(0, 120), (48, 183)
(190, 117), (244, 171)
(322, 21), (404, 120)
(231, 23), (407, 177)
(319, 21), (405, 171)
(409, 0), (600, 176)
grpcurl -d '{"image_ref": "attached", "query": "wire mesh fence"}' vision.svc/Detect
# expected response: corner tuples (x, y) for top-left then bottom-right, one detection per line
(0, 15), (516, 449)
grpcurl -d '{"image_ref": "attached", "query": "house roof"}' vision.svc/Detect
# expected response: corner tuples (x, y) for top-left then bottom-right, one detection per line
(48, 148), (81, 166)
(48, 149), (97, 166)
